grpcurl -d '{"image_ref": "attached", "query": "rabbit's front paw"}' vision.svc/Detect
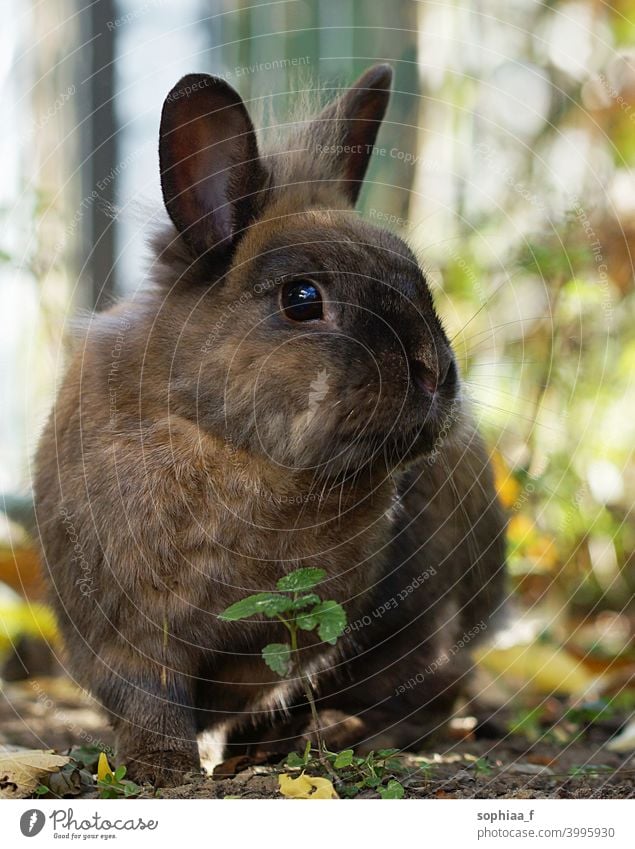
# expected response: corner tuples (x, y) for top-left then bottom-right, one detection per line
(124, 750), (202, 788)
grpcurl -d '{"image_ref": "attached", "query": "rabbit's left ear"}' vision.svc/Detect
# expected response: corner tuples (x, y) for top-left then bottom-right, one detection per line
(159, 74), (266, 257)
(314, 64), (393, 205)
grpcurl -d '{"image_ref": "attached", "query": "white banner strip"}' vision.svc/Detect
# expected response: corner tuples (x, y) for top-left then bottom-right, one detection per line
(2, 798), (634, 848)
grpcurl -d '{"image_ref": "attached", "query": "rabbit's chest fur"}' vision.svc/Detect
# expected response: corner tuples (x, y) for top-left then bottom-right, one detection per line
(39, 360), (394, 660)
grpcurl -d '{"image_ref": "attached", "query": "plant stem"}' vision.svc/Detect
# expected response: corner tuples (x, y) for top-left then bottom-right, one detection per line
(289, 623), (325, 756)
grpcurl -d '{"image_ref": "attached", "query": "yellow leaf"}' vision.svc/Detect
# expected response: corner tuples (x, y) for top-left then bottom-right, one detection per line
(491, 451), (521, 509)
(0, 602), (58, 651)
(0, 749), (70, 799)
(279, 772), (338, 799)
(97, 752), (114, 782)
(475, 642), (597, 696)
(526, 535), (558, 569)
(507, 514), (534, 542)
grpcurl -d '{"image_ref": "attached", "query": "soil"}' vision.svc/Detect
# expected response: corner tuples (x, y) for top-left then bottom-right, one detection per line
(1, 676), (633, 800)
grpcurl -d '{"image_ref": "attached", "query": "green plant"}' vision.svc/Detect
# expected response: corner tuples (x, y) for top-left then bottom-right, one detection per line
(285, 746), (407, 799)
(220, 570), (407, 798)
(97, 765), (141, 799)
(472, 757), (493, 776)
(508, 706), (545, 741)
(565, 699), (615, 727)
(220, 566), (346, 752)
(568, 764), (613, 778)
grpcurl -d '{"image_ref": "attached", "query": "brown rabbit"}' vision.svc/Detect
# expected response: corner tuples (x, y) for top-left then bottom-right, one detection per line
(34, 65), (506, 786)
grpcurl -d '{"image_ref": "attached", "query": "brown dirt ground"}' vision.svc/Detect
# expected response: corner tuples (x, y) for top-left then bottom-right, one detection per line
(1, 676), (633, 800)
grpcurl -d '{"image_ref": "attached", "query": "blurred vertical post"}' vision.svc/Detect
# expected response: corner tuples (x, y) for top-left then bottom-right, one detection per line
(78, 0), (117, 309)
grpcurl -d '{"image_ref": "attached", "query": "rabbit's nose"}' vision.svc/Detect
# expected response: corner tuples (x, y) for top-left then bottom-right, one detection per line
(410, 356), (456, 395)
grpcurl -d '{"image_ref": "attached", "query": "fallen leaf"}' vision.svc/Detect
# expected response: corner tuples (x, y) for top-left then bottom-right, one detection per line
(475, 642), (598, 696)
(504, 763), (554, 776)
(0, 750), (70, 799)
(46, 764), (94, 797)
(279, 772), (338, 799)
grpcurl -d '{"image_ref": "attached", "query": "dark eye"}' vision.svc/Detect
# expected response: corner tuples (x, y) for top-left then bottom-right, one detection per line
(280, 280), (323, 322)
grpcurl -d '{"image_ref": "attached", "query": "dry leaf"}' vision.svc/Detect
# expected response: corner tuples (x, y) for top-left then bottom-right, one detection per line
(279, 772), (338, 799)
(0, 750), (70, 799)
(475, 642), (598, 696)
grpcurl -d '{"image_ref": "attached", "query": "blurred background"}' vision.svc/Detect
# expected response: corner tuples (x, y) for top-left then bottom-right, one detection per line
(0, 0), (634, 749)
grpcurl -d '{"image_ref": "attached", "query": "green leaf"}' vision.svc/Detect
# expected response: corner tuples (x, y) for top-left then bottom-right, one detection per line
(35, 785), (49, 796)
(114, 765), (127, 781)
(262, 643), (292, 677)
(123, 781), (141, 797)
(333, 749), (354, 769)
(276, 568), (326, 593)
(313, 600), (347, 644)
(376, 749), (400, 758)
(219, 593), (291, 621)
(68, 745), (104, 772)
(289, 593), (321, 611)
(378, 779), (405, 799)
(340, 784), (360, 797)
(295, 609), (319, 631)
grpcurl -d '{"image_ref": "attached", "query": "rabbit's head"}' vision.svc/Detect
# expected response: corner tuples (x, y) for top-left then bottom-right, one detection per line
(155, 65), (460, 479)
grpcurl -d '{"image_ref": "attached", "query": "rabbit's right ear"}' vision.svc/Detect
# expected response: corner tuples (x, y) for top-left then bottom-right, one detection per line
(159, 74), (266, 257)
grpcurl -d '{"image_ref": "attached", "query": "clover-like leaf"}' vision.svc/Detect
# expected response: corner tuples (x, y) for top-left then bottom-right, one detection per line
(333, 749), (354, 769)
(276, 568), (326, 593)
(378, 779), (405, 799)
(262, 643), (292, 677)
(313, 600), (347, 644)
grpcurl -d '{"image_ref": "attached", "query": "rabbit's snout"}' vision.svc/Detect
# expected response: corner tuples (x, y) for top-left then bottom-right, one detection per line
(409, 352), (458, 397)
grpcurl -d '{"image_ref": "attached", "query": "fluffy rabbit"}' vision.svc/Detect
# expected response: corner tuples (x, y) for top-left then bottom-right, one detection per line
(34, 64), (506, 786)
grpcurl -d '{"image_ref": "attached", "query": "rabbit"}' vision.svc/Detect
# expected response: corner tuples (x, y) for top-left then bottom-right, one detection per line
(34, 64), (506, 787)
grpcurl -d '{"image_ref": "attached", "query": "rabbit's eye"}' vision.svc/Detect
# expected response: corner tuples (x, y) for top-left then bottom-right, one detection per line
(281, 281), (323, 322)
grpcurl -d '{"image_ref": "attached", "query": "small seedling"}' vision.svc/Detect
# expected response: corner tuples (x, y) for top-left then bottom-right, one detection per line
(378, 779), (405, 799)
(220, 566), (346, 752)
(96, 754), (141, 799)
(97, 764), (141, 799)
(473, 757), (493, 776)
(221, 568), (407, 798)
(285, 746), (407, 799)
(508, 706), (545, 741)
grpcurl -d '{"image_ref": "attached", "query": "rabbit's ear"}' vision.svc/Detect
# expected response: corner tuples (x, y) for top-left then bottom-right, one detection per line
(159, 74), (266, 256)
(315, 64), (393, 204)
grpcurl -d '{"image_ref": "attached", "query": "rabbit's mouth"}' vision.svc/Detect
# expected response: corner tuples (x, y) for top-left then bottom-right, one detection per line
(321, 393), (462, 477)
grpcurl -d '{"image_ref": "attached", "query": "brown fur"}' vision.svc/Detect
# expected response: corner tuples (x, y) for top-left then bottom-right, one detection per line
(34, 66), (506, 786)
